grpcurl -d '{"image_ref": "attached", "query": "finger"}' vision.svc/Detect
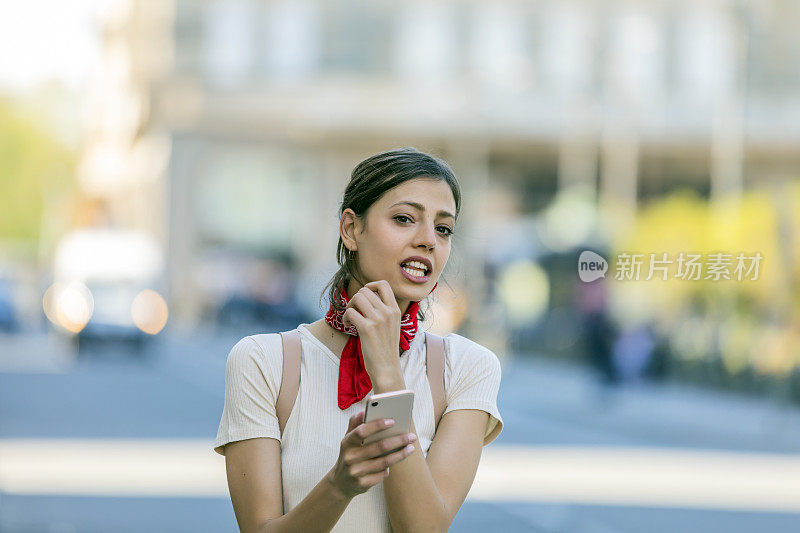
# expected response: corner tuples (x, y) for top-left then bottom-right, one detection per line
(362, 433), (416, 459)
(356, 469), (390, 490)
(357, 286), (384, 312)
(349, 291), (377, 319)
(346, 417), (395, 447)
(353, 443), (415, 476)
(342, 294), (357, 327)
(342, 307), (364, 330)
(347, 411), (365, 433)
(348, 430), (412, 464)
(365, 281), (400, 312)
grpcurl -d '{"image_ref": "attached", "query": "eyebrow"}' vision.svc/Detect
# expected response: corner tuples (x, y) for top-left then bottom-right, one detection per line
(390, 201), (455, 220)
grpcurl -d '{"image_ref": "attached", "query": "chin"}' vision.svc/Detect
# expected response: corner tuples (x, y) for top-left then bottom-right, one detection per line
(402, 283), (431, 297)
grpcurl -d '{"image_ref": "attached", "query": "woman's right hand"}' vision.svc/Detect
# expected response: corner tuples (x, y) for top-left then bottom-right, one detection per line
(326, 410), (417, 499)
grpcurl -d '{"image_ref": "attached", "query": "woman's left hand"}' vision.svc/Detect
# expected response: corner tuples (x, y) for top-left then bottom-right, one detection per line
(342, 280), (402, 378)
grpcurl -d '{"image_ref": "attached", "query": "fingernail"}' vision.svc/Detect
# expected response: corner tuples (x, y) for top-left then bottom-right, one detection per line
(384, 419), (394, 427)
(405, 444), (414, 453)
(408, 433), (417, 442)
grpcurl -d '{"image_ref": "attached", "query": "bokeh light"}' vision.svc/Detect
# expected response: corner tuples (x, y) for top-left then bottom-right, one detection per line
(131, 289), (168, 335)
(43, 281), (94, 333)
(496, 259), (549, 327)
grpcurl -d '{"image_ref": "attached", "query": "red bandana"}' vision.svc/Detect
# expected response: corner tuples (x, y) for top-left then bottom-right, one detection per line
(325, 281), (438, 409)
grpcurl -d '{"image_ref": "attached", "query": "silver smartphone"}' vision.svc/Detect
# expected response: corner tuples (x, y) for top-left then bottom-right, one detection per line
(362, 389), (415, 446)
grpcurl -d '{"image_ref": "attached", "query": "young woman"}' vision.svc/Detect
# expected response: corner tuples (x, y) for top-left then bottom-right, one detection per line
(213, 148), (503, 532)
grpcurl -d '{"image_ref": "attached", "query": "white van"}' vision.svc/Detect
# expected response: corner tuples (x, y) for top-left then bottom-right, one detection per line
(46, 228), (167, 354)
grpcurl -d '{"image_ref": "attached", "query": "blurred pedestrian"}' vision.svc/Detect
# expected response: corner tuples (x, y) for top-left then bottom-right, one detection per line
(613, 323), (656, 384)
(576, 276), (619, 386)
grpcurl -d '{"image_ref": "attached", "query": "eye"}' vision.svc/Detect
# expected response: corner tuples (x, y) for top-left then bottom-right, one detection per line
(394, 215), (453, 237)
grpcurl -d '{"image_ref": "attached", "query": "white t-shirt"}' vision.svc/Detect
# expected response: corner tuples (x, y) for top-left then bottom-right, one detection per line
(214, 323), (503, 532)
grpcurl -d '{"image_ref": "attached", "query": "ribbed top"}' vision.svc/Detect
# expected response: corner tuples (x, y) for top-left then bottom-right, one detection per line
(214, 324), (503, 532)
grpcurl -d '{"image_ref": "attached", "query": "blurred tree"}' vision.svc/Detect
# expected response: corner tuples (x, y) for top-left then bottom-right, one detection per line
(0, 98), (76, 243)
(609, 185), (800, 382)
(611, 188), (783, 323)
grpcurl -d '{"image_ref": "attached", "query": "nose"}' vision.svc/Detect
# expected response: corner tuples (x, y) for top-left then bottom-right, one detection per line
(416, 222), (436, 251)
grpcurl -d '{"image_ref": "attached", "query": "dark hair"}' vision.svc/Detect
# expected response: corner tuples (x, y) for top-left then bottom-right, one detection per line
(319, 147), (462, 321)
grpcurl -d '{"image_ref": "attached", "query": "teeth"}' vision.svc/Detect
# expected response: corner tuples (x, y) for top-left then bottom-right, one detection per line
(402, 260), (429, 272)
(402, 266), (426, 277)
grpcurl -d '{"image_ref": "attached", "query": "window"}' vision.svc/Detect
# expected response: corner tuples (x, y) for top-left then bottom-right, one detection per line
(394, 4), (457, 83)
(263, 0), (320, 81)
(202, 0), (257, 87)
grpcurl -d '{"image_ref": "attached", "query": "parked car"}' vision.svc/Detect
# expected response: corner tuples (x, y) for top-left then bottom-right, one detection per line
(0, 277), (19, 333)
(46, 228), (167, 355)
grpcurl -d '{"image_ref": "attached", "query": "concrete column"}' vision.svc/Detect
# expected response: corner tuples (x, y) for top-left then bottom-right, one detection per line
(709, 98), (744, 209)
(166, 135), (202, 329)
(443, 140), (508, 354)
(599, 129), (639, 233)
(558, 98), (599, 199)
(710, 8), (746, 212)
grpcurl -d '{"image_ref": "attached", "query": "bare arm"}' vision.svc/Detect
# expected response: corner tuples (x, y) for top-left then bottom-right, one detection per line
(374, 373), (489, 533)
(224, 416), (416, 532)
(337, 281), (497, 531)
(224, 437), (351, 533)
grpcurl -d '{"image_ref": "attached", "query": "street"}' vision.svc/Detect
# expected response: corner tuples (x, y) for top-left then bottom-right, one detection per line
(1, 327), (799, 532)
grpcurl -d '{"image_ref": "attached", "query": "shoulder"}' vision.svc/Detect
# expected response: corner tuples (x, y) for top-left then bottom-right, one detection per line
(225, 333), (284, 375)
(442, 333), (502, 376)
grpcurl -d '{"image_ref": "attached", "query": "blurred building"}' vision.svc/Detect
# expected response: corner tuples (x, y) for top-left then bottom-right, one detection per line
(81, 0), (800, 328)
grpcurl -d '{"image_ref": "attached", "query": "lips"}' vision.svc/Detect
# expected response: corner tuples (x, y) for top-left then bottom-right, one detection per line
(399, 256), (432, 273)
(400, 263), (430, 283)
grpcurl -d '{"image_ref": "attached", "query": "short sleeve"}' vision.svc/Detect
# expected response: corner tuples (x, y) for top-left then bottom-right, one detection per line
(443, 336), (504, 446)
(213, 335), (282, 456)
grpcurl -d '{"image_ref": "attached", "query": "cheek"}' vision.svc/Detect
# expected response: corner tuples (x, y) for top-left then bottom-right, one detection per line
(437, 245), (451, 267)
(377, 227), (406, 251)
(362, 233), (402, 269)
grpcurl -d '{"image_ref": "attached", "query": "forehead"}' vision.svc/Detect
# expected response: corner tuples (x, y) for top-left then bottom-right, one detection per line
(376, 178), (456, 211)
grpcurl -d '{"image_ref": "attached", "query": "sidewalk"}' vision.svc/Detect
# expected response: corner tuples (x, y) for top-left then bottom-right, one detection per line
(3, 331), (800, 532)
(498, 353), (800, 454)
(0, 331), (73, 373)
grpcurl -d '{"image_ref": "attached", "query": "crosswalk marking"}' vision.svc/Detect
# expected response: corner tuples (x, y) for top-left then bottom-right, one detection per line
(2, 440), (799, 512)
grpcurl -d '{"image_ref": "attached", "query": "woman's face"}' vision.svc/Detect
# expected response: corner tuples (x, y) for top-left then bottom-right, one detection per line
(342, 178), (457, 314)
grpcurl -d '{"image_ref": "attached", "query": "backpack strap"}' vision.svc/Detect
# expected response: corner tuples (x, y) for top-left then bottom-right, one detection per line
(425, 332), (446, 432)
(277, 329), (302, 437)
(277, 328), (446, 436)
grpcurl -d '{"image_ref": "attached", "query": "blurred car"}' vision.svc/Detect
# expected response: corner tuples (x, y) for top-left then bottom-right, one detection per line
(45, 228), (168, 355)
(217, 292), (314, 331)
(195, 248), (315, 331)
(0, 277), (20, 333)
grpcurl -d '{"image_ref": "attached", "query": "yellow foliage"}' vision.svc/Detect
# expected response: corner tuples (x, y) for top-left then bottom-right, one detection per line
(611, 188), (785, 320)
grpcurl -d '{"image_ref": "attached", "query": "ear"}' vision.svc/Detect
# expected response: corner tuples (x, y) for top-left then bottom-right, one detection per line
(340, 208), (362, 252)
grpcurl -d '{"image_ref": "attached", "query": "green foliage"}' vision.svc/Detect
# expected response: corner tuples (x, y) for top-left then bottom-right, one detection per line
(0, 98), (76, 242)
